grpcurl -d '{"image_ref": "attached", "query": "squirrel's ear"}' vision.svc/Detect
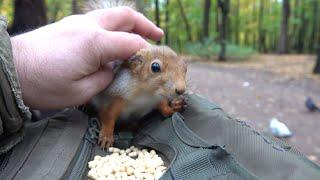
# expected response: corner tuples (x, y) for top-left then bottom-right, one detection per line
(128, 54), (143, 64)
(128, 54), (143, 72)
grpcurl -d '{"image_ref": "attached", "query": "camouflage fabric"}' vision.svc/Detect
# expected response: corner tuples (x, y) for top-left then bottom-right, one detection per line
(0, 16), (31, 154)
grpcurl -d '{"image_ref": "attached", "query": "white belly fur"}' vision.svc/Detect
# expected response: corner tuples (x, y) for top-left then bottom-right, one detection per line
(92, 68), (162, 123)
(120, 93), (161, 120)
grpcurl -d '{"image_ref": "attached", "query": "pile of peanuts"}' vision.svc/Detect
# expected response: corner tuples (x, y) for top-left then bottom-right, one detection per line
(87, 146), (167, 180)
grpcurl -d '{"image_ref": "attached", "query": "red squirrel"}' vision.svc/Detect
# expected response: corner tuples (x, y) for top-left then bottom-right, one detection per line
(84, 1), (187, 149)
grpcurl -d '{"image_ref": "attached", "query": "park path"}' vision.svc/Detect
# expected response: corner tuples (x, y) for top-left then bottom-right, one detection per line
(187, 60), (320, 165)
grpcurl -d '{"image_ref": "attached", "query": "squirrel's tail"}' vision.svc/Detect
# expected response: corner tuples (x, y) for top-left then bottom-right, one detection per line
(83, 0), (136, 12)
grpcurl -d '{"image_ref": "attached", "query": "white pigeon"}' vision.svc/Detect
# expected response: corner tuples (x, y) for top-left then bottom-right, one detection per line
(269, 118), (292, 138)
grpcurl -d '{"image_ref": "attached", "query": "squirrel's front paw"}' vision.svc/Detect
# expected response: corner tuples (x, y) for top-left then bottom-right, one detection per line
(98, 127), (114, 150)
(158, 98), (187, 117)
(170, 98), (187, 112)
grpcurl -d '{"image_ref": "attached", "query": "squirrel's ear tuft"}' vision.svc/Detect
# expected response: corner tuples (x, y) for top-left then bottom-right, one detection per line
(128, 54), (143, 64)
(128, 54), (143, 73)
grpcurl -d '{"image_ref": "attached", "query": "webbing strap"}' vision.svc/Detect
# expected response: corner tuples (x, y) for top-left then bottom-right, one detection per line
(134, 112), (257, 180)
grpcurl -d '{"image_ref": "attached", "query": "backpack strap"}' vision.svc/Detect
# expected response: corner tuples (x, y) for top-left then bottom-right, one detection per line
(134, 111), (257, 180)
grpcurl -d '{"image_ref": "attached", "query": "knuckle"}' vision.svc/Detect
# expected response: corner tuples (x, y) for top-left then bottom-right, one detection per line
(117, 6), (135, 19)
(90, 29), (102, 40)
(135, 12), (145, 19)
(86, 29), (103, 46)
(125, 34), (145, 48)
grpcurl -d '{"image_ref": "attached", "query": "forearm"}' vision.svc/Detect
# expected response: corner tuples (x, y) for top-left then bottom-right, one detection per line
(11, 35), (39, 108)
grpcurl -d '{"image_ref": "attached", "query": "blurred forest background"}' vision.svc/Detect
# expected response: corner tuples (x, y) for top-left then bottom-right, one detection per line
(0, 0), (319, 61)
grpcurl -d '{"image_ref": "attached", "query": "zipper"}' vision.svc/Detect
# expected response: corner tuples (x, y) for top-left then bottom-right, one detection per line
(65, 117), (100, 180)
(0, 150), (12, 173)
(67, 139), (94, 180)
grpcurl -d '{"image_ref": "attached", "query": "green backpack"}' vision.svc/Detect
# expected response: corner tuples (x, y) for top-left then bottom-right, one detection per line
(0, 94), (319, 180)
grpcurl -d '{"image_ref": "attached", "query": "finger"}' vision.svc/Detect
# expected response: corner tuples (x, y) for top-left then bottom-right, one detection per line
(77, 65), (114, 101)
(87, 7), (163, 41)
(95, 30), (150, 63)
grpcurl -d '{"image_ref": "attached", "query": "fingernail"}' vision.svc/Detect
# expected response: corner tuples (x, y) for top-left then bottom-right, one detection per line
(156, 27), (164, 35)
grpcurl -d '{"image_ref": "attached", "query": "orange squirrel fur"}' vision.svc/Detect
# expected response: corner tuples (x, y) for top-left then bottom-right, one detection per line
(84, 1), (187, 149)
(93, 45), (187, 149)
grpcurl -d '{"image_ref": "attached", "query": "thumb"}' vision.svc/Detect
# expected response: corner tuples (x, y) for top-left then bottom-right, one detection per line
(77, 65), (114, 101)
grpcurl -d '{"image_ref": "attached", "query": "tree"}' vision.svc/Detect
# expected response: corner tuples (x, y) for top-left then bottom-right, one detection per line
(314, 46), (320, 74)
(9, 0), (47, 35)
(290, 0), (299, 51)
(72, 0), (79, 14)
(258, 0), (266, 52)
(277, 0), (290, 54)
(234, 0), (240, 45)
(177, 0), (192, 41)
(154, 0), (161, 44)
(215, 1), (219, 38)
(217, 0), (230, 61)
(202, 0), (211, 41)
(165, 0), (170, 45)
(309, 0), (319, 53)
(295, 1), (307, 53)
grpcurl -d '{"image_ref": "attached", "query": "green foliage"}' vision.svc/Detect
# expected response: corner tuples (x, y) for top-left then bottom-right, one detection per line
(46, 0), (73, 22)
(0, 0), (318, 55)
(183, 38), (256, 59)
(0, 0), (14, 25)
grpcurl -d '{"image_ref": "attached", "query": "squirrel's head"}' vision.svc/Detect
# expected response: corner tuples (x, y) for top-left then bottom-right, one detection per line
(128, 45), (187, 98)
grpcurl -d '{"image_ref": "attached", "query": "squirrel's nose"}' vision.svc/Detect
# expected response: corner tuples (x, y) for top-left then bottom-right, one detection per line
(175, 88), (185, 95)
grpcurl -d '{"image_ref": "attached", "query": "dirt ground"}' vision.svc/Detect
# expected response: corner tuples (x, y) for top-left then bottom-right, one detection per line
(186, 54), (320, 165)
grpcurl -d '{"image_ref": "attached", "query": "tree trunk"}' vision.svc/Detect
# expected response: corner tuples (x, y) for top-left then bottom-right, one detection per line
(251, 3), (257, 49)
(9, 0), (47, 35)
(202, 0), (211, 41)
(258, 0), (266, 52)
(314, 47), (320, 74)
(165, 0), (170, 45)
(177, 0), (192, 41)
(215, 1), (219, 38)
(290, 0), (299, 51)
(234, 0), (240, 45)
(72, 0), (79, 14)
(50, 1), (61, 23)
(295, 1), (306, 53)
(244, 28), (249, 46)
(309, 0), (318, 53)
(155, 0), (161, 44)
(277, 0), (290, 54)
(177, 37), (182, 52)
(218, 0), (229, 61)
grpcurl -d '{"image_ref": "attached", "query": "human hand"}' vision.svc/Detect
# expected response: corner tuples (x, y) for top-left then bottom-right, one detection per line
(11, 7), (163, 109)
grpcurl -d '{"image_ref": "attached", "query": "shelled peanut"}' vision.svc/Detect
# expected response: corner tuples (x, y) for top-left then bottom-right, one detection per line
(88, 146), (167, 180)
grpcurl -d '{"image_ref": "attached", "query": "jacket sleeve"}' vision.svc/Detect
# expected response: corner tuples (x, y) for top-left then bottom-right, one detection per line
(0, 16), (31, 154)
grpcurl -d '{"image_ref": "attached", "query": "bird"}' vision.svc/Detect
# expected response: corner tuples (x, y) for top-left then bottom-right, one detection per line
(269, 118), (292, 138)
(305, 97), (320, 112)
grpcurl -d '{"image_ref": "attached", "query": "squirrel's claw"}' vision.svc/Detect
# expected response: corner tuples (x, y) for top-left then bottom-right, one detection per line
(98, 129), (114, 150)
(170, 98), (187, 112)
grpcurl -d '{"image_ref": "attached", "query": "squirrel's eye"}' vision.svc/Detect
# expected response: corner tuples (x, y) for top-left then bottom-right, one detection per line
(151, 62), (161, 73)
